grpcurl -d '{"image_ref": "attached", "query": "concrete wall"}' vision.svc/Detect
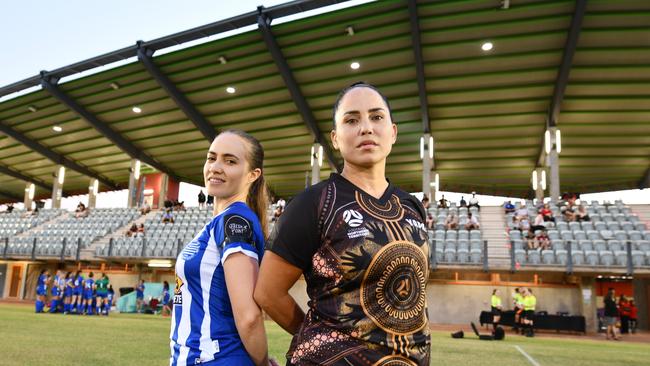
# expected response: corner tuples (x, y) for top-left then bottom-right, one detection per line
(633, 278), (650, 331)
(287, 279), (582, 325)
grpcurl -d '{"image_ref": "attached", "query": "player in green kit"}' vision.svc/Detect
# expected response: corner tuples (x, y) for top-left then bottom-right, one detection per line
(95, 273), (110, 315)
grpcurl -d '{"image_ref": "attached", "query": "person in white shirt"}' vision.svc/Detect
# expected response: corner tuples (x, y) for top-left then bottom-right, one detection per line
(465, 212), (480, 231)
(468, 192), (480, 210)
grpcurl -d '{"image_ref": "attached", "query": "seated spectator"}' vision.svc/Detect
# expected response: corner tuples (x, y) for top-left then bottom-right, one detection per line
(525, 231), (537, 250)
(138, 223), (145, 234)
(140, 202), (151, 215)
(540, 204), (555, 222)
(468, 192), (480, 210)
(504, 201), (515, 214)
(519, 218), (530, 232)
(173, 200), (186, 211)
(536, 230), (550, 250)
(5, 203), (14, 213)
(276, 197), (286, 209)
(126, 223), (138, 237)
(426, 213), (435, 230)
(75, 202), (88, 218)
(563, 207), (576, 222)
(421, 196), (430, 210)
(459, 196), (467, 208)
(531, 212), (547, 232)
(271, 205), (283, 222)
(515, 204), (528, 221)
(509, 215), (519, 231)
(22, 207), (39, 218)
(465, 212), (480, 231)
(162, 207), (174, 224)
(164, 199), (173, 209)
(438, 195), (448, 209)
(445, 212), (458, 230)
(575, 205), (590, 222)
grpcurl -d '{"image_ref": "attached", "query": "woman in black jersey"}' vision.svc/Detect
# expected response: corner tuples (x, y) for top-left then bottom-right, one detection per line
(255, 82), (431, 365)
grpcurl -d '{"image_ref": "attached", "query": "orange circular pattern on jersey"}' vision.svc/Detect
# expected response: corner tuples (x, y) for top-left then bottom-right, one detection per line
(361, 241), (428, 335)
(373, 355), (418, 366)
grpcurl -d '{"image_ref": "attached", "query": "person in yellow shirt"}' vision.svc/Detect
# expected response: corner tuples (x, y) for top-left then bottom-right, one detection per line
(512, 288), (524, 334)
(491, 289), (503, 330)
(522, 288), (537, 337)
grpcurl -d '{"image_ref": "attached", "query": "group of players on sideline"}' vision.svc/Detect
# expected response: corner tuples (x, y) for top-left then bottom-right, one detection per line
(35, 269), (115, 315)
(489, 288), (538, 337)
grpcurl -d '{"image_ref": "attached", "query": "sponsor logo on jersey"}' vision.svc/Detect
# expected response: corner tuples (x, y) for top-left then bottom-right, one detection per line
(225, 215), (250, 236)
(173, 276), (183, 305)
(406, 218), (426, 231)
(181, 239), (201, 261)
(343, 209), (363, 227)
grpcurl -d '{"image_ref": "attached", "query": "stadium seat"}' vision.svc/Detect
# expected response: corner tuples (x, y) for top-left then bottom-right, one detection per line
(457, 239), (469, 251)
(599, 251), (614, 266)
(470, 248), (482, 263)
(514, 249), (526, 265)
(547, 230), (560, 241)
(555, 249), (568, 265)
(577, 240), (592, 252)
(470, 239), (482, 251)
(527, 250), (541, 265)
(585, 250), (598, 266)
(446, 230), (457, 241)
(458, 230), (469, 241)
(457, 248), (469, 263)
(614, 251), (628, 266)
(631, 251), (644, 267)
(541, 250), (554, 265)
(628, 230), (642, 240)
(607, 240), (623, 252)
(444, 248), (456, 262)
(636, 240), (650, 251)
(573, 230), (587, 241)
(593, 240), (607, 252)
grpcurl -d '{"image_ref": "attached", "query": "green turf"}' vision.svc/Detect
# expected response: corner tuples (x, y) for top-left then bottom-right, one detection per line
(0, 304), (647, 366)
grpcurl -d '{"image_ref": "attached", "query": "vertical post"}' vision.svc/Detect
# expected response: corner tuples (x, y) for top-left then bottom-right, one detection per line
(141, 237), (147, 257)
(626, 241), (633, 275)
(310, 143), (322, 185)
(430, 239), (437, 271)
(579, 276), (598, 333)
(108, 237), (114, 257)
(31, 237), (37, 260)
(128, 159), (141, 208)
(510, 240), (516, 273)
(51, 165), (65, 209)
(23, 182), (35, 210)
(567, 239), (573, 274)
(547, 127), (561, 203)
(88, 178), (99, 209)
(76, 237), (81, 261)
(483, 240), (489, 272)
(177, 238), (182, 257)
(158, 174), (169, 208)
(3, 237), (8, 259)
(421, 134), (435, 200)
(60, 237), (66, 262)
(533, 168), (546, 204)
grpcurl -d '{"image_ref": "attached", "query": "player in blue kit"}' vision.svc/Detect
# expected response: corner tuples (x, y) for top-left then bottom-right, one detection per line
(135, 279), (145, 313)
(106, 284), (115, 315)
(161, 280), (171, 317)
(35, 269), (49, 313)
(49, 270), (62, 313)
(63, 272), (74, 314)
(71, 270), (84, 313)
(82, 272), (95, 315)
(170, 130), (274, 366)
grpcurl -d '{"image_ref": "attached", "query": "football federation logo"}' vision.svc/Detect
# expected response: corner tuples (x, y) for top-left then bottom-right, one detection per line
(343, 209), (363, 228)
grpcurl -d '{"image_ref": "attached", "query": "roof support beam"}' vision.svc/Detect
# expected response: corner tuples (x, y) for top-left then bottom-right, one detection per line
(0, 164), (50, 191)
(0, 120), (119, 189)
(40, 72), (183, 183)
(257, 8), (341, 172)
(536, 0), (586, 167)
(0, 188), (22, 202)
(407, 0), (430, 135)
(136, 41), (216, 142)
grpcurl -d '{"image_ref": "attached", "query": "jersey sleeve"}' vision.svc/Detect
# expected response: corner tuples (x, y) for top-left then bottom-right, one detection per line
(268, 187), (321, 272)
(218, 210), (260, 265)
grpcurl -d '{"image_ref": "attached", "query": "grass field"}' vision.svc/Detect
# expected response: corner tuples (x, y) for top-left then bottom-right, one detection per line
(0, 303), (648, 366)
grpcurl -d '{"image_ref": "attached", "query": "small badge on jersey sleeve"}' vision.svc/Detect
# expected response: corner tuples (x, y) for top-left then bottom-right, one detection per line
(222, 214), (255, 249)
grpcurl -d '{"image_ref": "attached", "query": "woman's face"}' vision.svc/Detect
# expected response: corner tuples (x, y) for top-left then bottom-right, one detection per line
(203, 133), (260, 200)
(331, 87), (397, 168)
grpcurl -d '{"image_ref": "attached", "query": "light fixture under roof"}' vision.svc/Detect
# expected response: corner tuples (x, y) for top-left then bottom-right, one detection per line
(27, 105), (37, 113)
(345, 25), (355, 36)
(481, 42), (494, 51)
(226, 86), (236, 94)
(218, 55), (228, 65)
(109, 82), (120, 90)
(52, 125), (62, 132)
(350, 61), (360, 70)
(132, 106), (142, 113)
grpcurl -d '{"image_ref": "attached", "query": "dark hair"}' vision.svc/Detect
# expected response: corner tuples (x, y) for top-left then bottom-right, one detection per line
(515, 288), (519, 293)
(492, 289), (497, 295)
(65, 271), (71, 280)
(88, 272), (94, 278)
(163, 281), (169, 290)
(332, 82), (393, 129)
(217, 129), (269, 238)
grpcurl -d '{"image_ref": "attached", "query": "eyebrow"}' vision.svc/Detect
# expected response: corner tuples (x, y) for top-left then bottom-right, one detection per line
(343, 107), (386, 115)
(207, 151), (239, 159)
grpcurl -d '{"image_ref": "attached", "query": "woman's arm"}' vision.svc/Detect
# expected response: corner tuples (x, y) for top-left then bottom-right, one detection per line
(223, 252), (269, 366)
(254, 251), (305, 334)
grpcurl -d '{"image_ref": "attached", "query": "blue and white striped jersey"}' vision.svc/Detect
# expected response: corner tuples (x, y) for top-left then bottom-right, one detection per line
(169, 202), (265, 366)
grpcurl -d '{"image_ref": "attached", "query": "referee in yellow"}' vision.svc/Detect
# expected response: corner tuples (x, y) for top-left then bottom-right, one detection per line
(522, 288), (537, 337)
(491, 289), (502, 331)
(513, 288), (524, 333)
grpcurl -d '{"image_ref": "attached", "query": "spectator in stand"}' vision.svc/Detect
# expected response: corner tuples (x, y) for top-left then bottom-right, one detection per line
(138, 223), (145, 235)
(459, 196), (467, 208)
(276, 197), (286, 210)
(126, 223), (138, 237)
(468, 192), (480, 210)
(509, 215), (519, 232)
(465, 212), (480, 231)
(563, 207), (576, 222)
(4, 203), (15, 213)
(504, 201), (515, 214)
(515, 203), (529, 221)
(206, 194), (214, 206)
(531, 212), (547, 232)
(525, 231), (537, 250)
(162, 206), (174, 224)
(535, 230), (550, 250)
(519, 217), (531, 232)
(575, 205), (590, 222)
(426, 212), (435, 230)
(271, 205), (283, 223)
(421, 196), (430, 210)
(198, 190), (206, 209)
(438, 195), (448, 209)
(173, 200), (186, 211)
(540, 204), (555, 223)
(629, 300), (638, 334)
(75, 202), (88, 218)
(619, 295), (631, 334)
(140, 201), (151, 215)
(603, 288), (619, 340)
(445, 212), (459, 230)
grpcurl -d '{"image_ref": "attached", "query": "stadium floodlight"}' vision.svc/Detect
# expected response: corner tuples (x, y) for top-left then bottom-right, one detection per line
(52, 125), (62, 132)
(419, 136), (424, 159)
(218, 55), (228, 64)
(318, 145), (323, 167)
(350, 61), (360, 70)
(429, 135), (434, 159)
(57, 166), (65, 185)
(134, 160), (141, 180)
(27, 105), (38, 112)
(481, 42), (493, 51)
(345, 25), (355, 36)
(541, 170), (547, 190)
(435, 173), (439, 191)
(148, 260), (172, 268)
(545, 130), (551, 154)
(109, 82), (120, 90)
(226, 86), (236, 94)
(310, 145), (323, 167)
(132, 106), (142, 113)
(555, 129), (562, 153)
(532, 170), (538, 190)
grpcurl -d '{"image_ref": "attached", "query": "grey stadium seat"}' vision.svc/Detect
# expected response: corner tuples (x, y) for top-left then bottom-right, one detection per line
(631, 251), (645, 267)
(572, 250), (585, 266)
(585, 250), (599, 266)
(541, 250), (555, 265)
(456, 248), (469, 263)
(555, 249), (568, 265)
(470, 248), (482, 263)
(614, 251), (628, 266)
(527, 250), (541, 265)
(599, 251), (614, 266)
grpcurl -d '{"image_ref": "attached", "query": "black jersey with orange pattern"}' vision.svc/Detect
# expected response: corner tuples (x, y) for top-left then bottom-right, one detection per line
(269, 173), (431, 366)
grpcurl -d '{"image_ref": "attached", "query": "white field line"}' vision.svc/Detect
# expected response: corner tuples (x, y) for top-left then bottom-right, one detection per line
(514, 345), (541, 366)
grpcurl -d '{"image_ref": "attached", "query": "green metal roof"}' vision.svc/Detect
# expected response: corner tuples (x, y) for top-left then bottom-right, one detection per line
(0, 0), (649, 202)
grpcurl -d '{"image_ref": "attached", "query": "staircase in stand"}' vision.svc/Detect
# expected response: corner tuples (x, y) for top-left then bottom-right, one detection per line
(480, 206), (510, 269)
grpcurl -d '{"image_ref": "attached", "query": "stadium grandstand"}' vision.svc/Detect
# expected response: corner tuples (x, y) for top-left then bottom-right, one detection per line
(0, 0), (649, 340)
